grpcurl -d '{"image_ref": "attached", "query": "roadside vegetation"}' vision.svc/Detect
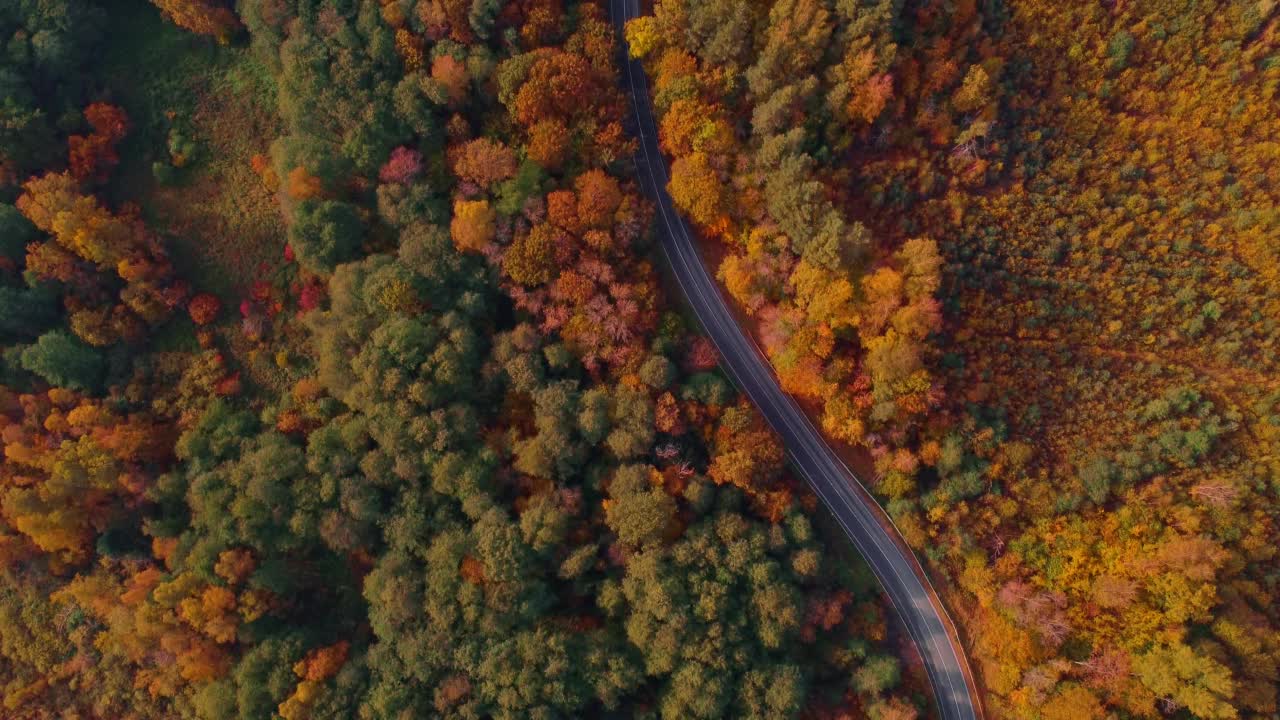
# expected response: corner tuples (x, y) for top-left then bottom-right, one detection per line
(627, 0), (1280, 717)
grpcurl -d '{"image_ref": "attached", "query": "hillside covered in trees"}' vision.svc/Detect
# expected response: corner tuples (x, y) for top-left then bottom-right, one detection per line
(626, 0), (1280, 718)
(5, 0), (1277, 718)
(0, 0), (931, 718)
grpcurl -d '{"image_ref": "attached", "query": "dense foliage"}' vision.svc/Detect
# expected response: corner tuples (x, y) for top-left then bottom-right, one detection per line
(628, 0), (1280, 717)
(0, 1), (926, 718)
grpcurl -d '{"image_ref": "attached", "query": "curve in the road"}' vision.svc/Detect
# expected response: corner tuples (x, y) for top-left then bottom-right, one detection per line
(608, 2), (982, 718)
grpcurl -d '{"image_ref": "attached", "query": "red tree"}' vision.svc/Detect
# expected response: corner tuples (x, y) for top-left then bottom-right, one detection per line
(188, 294), (221, 326)
(378, 146), (424, 185)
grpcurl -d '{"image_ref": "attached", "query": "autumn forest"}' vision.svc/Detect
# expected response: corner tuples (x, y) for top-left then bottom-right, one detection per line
(0, 0), (1277, 719)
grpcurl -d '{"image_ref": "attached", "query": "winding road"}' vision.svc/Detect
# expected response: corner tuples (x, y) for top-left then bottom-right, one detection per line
(608, 2), (981, 718)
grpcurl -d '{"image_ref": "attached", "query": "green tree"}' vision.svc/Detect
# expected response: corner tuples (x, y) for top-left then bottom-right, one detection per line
(0, 283), (58, 342)
(638, 354), (676, 390)
(19, 330), (103, 391)
(0, 203), (38, 259)
(290, 200), (363, 273)
(854, 654), (902, 695)
(605, 465), (675, 547)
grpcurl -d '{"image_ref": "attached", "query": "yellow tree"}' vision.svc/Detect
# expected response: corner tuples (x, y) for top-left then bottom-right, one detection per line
(451, 200), (496, 252)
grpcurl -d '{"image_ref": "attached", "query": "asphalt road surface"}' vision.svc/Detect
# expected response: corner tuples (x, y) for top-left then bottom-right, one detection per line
(608, 2), (980, 718)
